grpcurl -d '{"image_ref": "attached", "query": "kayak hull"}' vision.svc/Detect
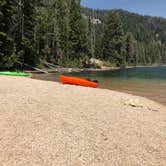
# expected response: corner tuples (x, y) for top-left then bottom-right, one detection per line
(0, 71), (29, 76)
(59, 75), (98, 88)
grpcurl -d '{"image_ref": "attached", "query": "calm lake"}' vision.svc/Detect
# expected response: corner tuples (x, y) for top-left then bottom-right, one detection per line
(32, 66), (166, 106)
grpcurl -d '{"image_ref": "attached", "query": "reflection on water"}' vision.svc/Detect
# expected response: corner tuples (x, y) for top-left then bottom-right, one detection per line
(31, 66), (166, 106)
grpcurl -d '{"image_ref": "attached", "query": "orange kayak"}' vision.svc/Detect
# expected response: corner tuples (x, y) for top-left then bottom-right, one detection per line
(59, 75), (98, 88)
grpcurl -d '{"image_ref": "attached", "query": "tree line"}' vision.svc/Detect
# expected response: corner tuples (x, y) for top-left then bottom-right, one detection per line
(0, 0), (89, 69)
(0, 0), (166, 70)
(83, 8), (166, 66)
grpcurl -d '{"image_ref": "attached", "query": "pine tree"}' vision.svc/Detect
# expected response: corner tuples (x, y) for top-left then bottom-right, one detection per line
(68, 0), (89, 64)
(16, 0), (37, 66)
(0, 0), (18, 69)
(56, 0), (69, 64)
(102, 11), (125, 66)
(125, 32), (135, 65)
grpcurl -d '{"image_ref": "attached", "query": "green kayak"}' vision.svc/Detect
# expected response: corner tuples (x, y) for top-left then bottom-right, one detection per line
(0, 71), (29, 76)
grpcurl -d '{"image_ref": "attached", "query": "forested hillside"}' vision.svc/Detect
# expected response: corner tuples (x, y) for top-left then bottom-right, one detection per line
(83, 8), (166, 66)
(0, 0), (166, 70)
(83, 8), (166, 44)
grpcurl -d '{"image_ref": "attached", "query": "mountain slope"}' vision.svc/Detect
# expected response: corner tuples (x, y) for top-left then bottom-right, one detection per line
(82, 8), (166, 44)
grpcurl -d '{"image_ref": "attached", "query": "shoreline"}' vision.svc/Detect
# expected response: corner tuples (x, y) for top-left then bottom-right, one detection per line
(1, 64), (165, 75)
(30, 74), (166, 107)
(29, 66), (166, 107)
(0, 76), (166, 165)
(24, 66), (118, 74)
(24, 64), (166, 74)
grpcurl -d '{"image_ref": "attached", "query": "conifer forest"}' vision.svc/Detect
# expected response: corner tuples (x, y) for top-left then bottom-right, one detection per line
(0, 0), (166, 69)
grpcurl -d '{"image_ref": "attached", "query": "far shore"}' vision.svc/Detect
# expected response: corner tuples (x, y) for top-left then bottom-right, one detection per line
(0, 75), (166, 165)
(24, 67), (118, 74)
(1, 64), (165, 75)
(23, 64), (166, 74)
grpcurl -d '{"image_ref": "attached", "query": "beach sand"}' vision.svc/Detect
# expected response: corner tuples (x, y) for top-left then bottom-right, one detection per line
(0, 76), (166, 166)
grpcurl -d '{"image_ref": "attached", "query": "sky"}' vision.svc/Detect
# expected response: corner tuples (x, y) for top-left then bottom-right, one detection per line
(81, 0), (166, 18)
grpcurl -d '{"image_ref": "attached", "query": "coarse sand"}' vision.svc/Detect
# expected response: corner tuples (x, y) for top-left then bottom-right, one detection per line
(0, 76), (166, 166)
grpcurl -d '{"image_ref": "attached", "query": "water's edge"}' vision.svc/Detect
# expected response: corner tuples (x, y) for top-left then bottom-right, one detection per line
(31, 66), (166, 106)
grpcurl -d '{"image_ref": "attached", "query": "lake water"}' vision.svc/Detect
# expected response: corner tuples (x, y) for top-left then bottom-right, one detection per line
(32, 66), (166, 106)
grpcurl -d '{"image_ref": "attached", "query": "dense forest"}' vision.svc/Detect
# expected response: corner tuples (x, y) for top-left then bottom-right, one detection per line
(0, 0), (166, 70)
(83, 8), (166, 66)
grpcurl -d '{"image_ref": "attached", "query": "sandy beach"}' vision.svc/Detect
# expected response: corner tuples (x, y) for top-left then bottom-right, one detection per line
(0, 76), (166, 166)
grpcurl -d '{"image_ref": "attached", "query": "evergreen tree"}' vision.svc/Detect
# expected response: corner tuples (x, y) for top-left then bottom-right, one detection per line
(35, 0), (58, 63)
(16, 0), (37, 66)
(103, 11), (125, 66)
(95, 30), (103, 59)
(0, 1), (166, 69)
(125, 32), (135, 65)
(0, 0), (18, 69)
(68, 0), (89, 64)
(56, 0), (69, 64)
(83, 8), (166, 66)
